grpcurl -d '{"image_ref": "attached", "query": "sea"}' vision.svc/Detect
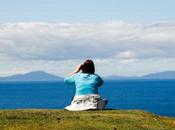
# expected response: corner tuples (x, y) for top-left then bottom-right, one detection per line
(0, 80), (175, 117)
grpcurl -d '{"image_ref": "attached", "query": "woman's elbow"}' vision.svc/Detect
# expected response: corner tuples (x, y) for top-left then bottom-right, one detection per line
(98, 80), (104, 87)
(64, 78), (69, 84)
(64, 78), (74, 84)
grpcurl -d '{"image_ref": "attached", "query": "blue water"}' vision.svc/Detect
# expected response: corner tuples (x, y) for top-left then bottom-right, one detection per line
(0, 80), (175, 117)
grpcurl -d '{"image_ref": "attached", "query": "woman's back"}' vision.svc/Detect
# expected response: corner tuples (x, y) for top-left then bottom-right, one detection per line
(64, 73), (103, 95)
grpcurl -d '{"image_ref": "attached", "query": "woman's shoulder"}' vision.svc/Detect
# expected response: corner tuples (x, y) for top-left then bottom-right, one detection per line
(89, 74), (103, 81)
(93, 73), (102, 78)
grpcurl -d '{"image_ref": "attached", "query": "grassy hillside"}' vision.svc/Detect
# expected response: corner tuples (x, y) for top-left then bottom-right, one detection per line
(0, 109), (174, 130)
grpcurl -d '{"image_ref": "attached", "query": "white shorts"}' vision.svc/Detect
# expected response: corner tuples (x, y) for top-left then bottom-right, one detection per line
(65, 94), (108, 111)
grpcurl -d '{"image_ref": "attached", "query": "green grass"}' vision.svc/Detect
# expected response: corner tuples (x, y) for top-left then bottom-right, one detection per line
(0, 109), (174, 130)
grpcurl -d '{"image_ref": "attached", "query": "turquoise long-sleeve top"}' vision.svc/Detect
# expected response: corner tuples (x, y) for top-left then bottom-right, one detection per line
(64, 72), (103, 95)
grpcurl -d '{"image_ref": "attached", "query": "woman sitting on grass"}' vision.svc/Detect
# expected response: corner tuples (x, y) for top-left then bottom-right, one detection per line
(64, 59), (107, 111)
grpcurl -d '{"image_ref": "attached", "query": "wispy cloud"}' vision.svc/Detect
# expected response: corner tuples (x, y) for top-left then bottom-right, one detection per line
(0, 21), (175, 76)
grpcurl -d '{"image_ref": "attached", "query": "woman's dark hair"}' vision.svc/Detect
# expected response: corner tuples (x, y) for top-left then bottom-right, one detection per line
(81, 59), (95, 74)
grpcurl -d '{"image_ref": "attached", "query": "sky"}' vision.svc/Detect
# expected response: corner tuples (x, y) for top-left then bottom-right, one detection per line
(0, 0), (175, 23)
(0, 0), (175, 77)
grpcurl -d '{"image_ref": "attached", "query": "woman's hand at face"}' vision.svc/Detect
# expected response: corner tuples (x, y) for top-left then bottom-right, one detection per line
(67, 64), (83, 76)
(75, 64), (83, 73)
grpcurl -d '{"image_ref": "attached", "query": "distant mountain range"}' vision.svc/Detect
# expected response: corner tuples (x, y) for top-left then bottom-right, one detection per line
(0, 71), (63, 82)
(0, 70), (175, 82)
(105, 71), (175, 80)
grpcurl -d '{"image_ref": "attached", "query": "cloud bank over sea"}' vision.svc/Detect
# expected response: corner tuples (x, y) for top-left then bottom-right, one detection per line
(0, 21), (175, 76)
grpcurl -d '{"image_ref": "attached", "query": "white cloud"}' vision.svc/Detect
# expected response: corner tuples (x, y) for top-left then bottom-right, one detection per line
(116, 51), (136, 59)
(0, 21), (175, 76)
